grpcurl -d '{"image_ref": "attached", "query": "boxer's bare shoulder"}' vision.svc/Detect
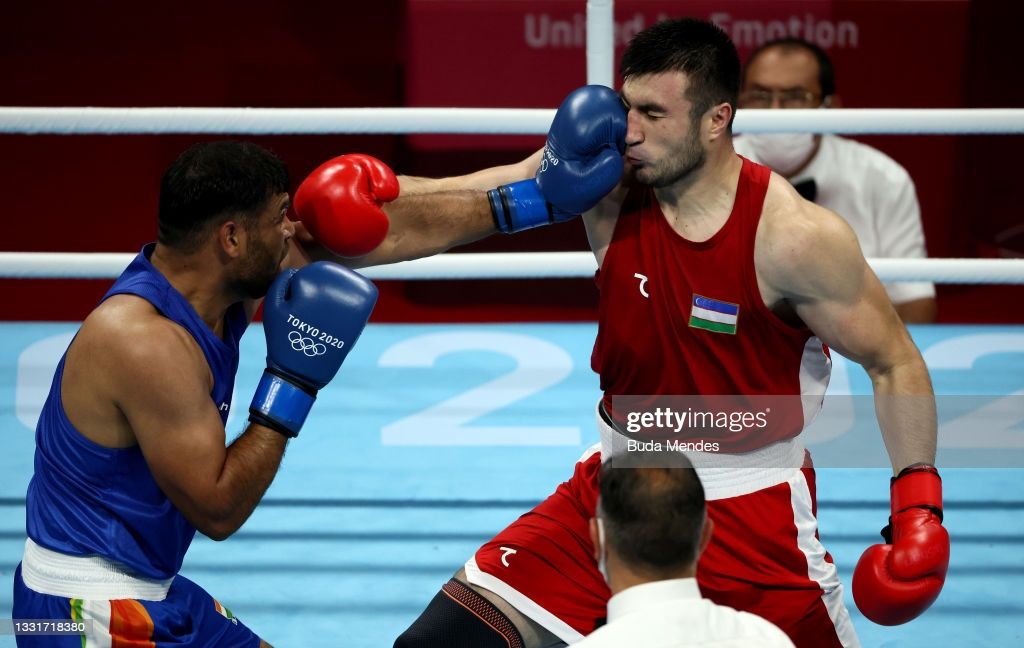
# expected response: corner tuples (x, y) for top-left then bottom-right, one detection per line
(62, 294), (208, 449)
(756, 171), (866, 305)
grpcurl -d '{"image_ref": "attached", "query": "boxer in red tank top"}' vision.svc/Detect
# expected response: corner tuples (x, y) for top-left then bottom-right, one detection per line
(386, 18), (946, 648)
(593, 157), (829, 453)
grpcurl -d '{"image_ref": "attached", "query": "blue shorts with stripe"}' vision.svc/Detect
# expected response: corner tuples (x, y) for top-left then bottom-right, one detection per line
(13, 563), (262, 647)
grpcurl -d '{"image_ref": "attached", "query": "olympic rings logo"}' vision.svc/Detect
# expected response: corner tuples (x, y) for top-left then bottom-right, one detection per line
(539, 145), (560, 174)
(288, 330), (327, 357)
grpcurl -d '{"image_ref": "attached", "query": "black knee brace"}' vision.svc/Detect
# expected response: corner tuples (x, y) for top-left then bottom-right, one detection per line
(394, 578), (526, 648)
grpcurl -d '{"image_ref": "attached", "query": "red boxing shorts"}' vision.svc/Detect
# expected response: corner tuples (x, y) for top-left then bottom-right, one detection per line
(464, 406), (861, 647)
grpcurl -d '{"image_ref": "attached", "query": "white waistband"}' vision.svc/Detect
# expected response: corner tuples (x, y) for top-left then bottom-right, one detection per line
(21, 538), (173, 601)
(595, 402), (806, 501)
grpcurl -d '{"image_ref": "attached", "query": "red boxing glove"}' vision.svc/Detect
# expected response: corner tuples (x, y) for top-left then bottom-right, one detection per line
(294, 154), (399, 257)
(853, 464), (949, 625)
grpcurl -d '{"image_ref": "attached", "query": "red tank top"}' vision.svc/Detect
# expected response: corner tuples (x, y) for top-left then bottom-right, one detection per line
(592, 157), (830, 449)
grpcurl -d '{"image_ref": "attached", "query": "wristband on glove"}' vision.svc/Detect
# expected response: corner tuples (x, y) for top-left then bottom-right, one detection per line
(488, 180), (572, 234)
(248, 370), (317, 438)
(853, 461), (948, 626)
(880, 462), (943, 542)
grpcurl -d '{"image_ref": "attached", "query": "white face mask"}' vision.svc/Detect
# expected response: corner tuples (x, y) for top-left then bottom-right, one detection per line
(596, 517), (610, 585)
(742, 132), (817, 177)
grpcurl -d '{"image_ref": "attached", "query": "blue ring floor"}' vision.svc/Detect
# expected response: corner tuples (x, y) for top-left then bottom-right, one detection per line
(1, 323), (1022, 647)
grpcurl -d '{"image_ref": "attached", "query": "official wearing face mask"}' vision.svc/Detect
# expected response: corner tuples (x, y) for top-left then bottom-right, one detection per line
(733, 38), (937, 323)
(575, 451), (794, 647)
(735, 96), (830, 184)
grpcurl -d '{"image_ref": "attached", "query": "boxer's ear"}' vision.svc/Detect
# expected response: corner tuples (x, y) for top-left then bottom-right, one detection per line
(696, 513), (714, 558)
(588, 517), (602, 562)
(218, 219), (243, 259)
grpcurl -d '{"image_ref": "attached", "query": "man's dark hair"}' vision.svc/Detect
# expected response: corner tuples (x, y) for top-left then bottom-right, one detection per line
(745, 38), (836, 98)
(620, 18), (740, 127)
(599, 451), (706, 576)
(158, 141), (289, 252)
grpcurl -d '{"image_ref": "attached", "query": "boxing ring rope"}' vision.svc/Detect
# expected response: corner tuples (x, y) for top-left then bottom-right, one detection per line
(2, 0), (1021, 286)
(0, 252), (1021, 283)
(1, 105), (1022, 282)
(2, 0), (1022, 285)
(2, 107), (1024, 135)
(2, 106), (1022, 282)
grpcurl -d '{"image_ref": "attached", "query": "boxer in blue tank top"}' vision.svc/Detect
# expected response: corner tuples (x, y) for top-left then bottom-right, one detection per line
(13, 142), (380, 647)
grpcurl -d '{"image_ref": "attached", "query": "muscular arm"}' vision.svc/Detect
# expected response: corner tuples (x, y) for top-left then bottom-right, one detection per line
(298, 151), (544, 269)
(345, 191), (496, 268)
(582, 182), (629, 268)
(581, 158), (636, 267)
(760, 187), (936, 473)
(397, 150), (543, 196)
(112, 316), (287, 540)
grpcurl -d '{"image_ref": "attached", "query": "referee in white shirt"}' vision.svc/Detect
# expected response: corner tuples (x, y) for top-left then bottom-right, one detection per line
(577, 451), (795, 648)
(733, 37), (937, 323)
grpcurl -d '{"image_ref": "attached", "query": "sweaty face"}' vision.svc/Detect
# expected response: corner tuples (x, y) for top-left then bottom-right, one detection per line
(232, 193), (293, 299)
(234, 233), (281, 299)
(640, 119), (706, 188)
(622, 72), (707, 188)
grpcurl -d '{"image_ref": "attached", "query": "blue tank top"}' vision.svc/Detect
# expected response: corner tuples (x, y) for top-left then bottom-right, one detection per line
(25, 243), (249, 579)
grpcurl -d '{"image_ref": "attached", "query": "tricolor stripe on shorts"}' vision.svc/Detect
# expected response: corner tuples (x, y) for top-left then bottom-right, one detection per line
(70, 597), (156, 648)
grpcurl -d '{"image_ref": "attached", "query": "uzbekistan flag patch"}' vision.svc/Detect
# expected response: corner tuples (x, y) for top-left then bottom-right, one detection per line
(689, 294), (739, 334)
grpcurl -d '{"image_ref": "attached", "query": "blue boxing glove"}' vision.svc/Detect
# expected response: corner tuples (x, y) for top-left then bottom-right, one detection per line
(249, 262), (377, 438)
(489, 85), (626, 234)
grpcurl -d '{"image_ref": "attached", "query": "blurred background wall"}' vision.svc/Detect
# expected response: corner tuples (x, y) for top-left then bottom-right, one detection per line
(0, 0), (1020, 322)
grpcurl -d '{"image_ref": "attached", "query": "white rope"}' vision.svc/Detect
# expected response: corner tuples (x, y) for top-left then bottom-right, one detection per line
(737, 109), (1024, 135)
(1, 252), (1021, 283)
(866, 258), (1024, 283)
(0, 107), (555, 135)
(1, 107), (1023, 135)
